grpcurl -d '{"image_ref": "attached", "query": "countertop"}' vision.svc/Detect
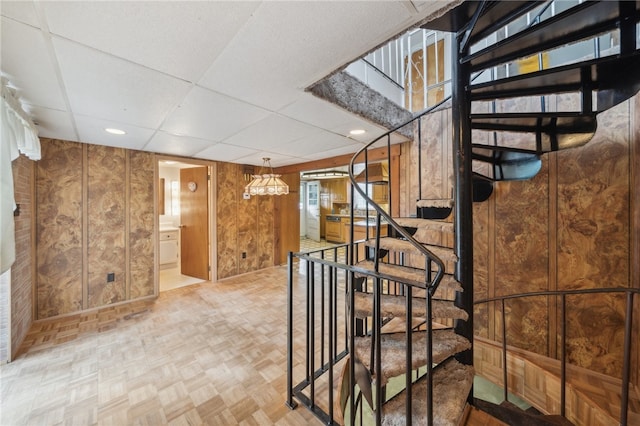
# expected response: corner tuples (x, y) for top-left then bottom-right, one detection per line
(350, 220), (389, 227)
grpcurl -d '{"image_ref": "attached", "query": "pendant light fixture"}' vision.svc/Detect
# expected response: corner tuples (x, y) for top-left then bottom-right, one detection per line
(244, 158), (289, 196)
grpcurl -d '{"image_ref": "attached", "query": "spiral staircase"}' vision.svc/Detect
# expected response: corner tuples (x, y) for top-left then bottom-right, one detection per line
(287, 1), (640, 425)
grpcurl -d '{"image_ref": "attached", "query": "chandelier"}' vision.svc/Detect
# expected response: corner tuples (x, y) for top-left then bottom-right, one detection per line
(244, 158), (289, 196)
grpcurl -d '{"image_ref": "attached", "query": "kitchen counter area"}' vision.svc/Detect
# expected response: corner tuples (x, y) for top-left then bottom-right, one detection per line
(324, 214), (388, 244)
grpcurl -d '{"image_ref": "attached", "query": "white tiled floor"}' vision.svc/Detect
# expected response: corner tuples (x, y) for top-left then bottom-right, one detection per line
(159, 267), (206, 292)
(299, 237), (339, 252)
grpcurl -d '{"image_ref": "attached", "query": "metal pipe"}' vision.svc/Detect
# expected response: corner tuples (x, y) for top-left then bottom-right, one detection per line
(427, 289), (434, 426)
(309, 261), (316, 405)
(321, 252), (325, 368)
(561, 294), (566, 417)
(502, 299), (508, 403)
(453, 11), (475, 371)
(328, 263), (335, 423)
(620, 291), (634, 426)
(286, 252), (297, 409)
(375, 275), (382, 426)
(406, 284), (413, 426)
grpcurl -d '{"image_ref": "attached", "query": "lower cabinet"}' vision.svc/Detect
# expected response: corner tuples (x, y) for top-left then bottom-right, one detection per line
(326, 220), (342, 243)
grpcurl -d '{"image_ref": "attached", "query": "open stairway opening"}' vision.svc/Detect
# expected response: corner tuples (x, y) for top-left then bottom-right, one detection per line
(287, 1), (640, 425)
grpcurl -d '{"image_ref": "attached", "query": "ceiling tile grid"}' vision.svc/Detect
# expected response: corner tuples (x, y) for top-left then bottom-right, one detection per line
(1, 1), (456, 166)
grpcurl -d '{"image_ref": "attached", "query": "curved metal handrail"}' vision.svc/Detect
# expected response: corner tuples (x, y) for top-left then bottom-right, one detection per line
(474, 287), (638, 425)
(347, 95), (453, 292)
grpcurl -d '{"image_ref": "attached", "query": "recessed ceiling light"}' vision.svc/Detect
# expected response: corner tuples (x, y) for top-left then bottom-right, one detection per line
(105, 128), (126, 135)
(350, 129), (366, 135)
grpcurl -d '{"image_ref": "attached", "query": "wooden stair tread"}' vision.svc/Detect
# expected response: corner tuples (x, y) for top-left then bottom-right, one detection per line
(354, 292), (468, 321)
(355, 260), (462, 294)
(415, 199), (453, 208)
(382, 358), (474, 426)
(354, 330), (471, 385)
(365, 238), (458, 263)
(393, 217), (454, 234)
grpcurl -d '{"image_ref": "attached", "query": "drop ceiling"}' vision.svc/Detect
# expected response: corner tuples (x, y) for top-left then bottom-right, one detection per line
(1, 1), (457, 167)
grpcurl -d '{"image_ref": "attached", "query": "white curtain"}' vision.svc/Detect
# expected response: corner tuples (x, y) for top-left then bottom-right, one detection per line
(1, 81), (40, 274)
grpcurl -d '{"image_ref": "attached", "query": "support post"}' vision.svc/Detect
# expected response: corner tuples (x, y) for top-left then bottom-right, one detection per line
(452, 25), (474, 368)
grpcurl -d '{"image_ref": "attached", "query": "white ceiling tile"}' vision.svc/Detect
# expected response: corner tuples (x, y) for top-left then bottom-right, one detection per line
(0, 1), (40, 27)
(144, 131), (215, 158)
(232, 152), (299, 168)
(269, 132), (359, 158)
(1, 0), (458, 166)
(52, 37), (191, 129)
(301, 145), (363, 162)
(1, 17), (67, 110)
(222, 114), (321, 150)
(74, 115), (154, 150)
(199, 2), (414, 110)
(278, 94), (364, 131)
(26, 105), (77, 141)
(41, 1), (261, 82)
(193, 143), (259, 164)
(161, 86), (271, 142)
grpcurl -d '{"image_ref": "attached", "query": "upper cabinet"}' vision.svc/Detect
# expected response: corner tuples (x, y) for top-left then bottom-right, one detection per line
(372, 184), (388, 203)
(330, 178), (349, 203)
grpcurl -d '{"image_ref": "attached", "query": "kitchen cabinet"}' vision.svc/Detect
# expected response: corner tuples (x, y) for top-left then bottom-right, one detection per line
(331, 178), (349, 203)
(326, 218), (342, 243)
(372, 184), (388, 203)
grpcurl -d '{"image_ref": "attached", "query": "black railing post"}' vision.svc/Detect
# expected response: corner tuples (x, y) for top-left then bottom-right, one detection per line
(321, 252), (326, 368)
(405, 284), (413, 426)
(501, 299), (508, 403)
(328, 263), (335, 423)
(561, 294), (566, 417)
(452, 11), (475, 370)
(620, 291), (634, 426)
(374, 276), (382, 426)
(286, 252), (297, 409)
(427, 287), (434, 426)
(309, 261), (316, 405)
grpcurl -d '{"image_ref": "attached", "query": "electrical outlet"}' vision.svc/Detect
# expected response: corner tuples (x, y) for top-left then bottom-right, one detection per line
(107, 272), (115, 282)
(242, 252), (247, 259)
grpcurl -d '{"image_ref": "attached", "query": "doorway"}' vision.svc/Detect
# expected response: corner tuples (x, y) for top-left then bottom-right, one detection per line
(158, 159), (212, 292)
(304, 181), (320, 242)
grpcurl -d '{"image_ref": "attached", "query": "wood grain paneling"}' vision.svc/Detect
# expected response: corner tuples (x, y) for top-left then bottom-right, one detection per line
(10, 154), (35, 358)
(216, 162), (238, 279)
(36, 139), (83, 318)
(473, 200), (490, 339)
(35, 139), (155, 320)
(257, 196), (274, 269)
(556, 101), (631, 377)
(129, 150), (155, 299)
(494, 158), (550, 353)
(87, 145), (126, 308)
(414, 92), (638, 382)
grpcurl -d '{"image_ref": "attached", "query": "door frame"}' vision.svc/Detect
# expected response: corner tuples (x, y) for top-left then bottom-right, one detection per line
(299, 182), (307, 237)
(156, 156), (217, 294)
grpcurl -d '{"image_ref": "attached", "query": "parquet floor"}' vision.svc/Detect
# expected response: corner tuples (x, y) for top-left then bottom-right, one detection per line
(1, 265), (321, 425)
(1, 262), (516, 426)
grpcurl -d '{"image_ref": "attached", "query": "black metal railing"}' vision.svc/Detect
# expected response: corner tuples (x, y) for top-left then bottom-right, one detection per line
(286, 241), (453, 426)
(475, 287), (639, 425)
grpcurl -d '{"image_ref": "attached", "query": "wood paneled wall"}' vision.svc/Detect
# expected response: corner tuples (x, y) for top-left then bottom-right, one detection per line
(216, 163), (300, 279)
(35, 139), (155, 319)
(9, 154), (35, 358)
(410, 93), (639, 383)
